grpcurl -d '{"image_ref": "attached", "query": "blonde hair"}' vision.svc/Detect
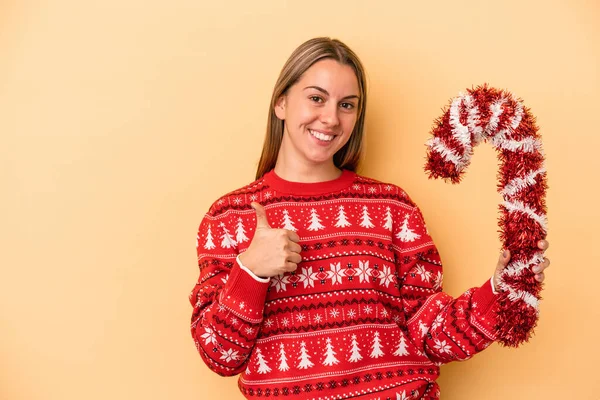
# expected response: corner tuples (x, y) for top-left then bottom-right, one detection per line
(255, 37), (368, 180)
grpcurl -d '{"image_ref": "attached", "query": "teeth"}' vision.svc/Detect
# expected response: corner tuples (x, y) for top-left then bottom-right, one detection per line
(309, 129), (334, 142)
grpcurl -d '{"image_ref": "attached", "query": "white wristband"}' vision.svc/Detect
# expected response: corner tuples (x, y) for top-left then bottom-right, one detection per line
(236, 254), (270, 283)
(490, 276), (498, 295)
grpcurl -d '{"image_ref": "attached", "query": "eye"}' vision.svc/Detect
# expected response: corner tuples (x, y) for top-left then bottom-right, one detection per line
(340, 102), (355, 110)
(309, 95), (324, 103)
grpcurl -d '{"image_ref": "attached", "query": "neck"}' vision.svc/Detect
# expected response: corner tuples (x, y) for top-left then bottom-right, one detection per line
(274, 158), (342, 183)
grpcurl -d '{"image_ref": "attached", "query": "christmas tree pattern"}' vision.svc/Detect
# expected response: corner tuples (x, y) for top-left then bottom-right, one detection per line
(334, 205), (352, 228)
(383, 206), (393, 230)
(359, 205), (375, 228)
(396, 213), (421, 242)
(297, 341), (314, 369)
(278, 343), (290, 371)
(235, 217), (249, 243)
(393, 332), (409, 356)
(219, 222), (237, 249)
(281, 209), (297, 231)
(348, 334), (363, 362)
(418, 320), (429, 338)
(255, 348), (272, 374)
(204, 224), (216, 250)
(370, 331), (384, 358)
(322, 338), (339, 366)
(307, 208), (325, 231)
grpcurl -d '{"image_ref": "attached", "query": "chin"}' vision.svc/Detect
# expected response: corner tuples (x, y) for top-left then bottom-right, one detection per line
(305, 153), (336, 165)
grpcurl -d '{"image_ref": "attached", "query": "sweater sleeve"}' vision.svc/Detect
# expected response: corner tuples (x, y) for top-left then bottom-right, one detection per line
(189, 211), (270, 376)
(395, 206), (499, 365)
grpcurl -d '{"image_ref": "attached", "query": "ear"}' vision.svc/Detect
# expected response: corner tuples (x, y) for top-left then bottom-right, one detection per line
(274, 95), (286, 120)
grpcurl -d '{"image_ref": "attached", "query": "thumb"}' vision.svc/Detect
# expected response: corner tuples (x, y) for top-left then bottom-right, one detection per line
(496, 249), (510, 271)
(251, 202), (271, 229)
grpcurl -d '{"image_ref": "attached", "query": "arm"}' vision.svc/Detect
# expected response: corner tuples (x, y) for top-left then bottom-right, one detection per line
(189, 212), (270, 376)
(395, 206), (499, 365)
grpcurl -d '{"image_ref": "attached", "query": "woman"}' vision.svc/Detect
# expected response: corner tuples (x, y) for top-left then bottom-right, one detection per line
(190, 37), (550, 399)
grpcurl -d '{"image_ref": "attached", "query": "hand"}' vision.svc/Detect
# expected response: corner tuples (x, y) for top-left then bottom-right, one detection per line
(493, 240), (550, 290)
(238, 202), (302, 278)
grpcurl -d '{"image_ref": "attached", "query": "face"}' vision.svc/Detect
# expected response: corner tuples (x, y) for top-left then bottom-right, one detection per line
(275, 58), (360, 168)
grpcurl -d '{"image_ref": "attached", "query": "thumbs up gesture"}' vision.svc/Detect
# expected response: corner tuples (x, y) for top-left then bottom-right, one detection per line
(238, 202), (302, 278)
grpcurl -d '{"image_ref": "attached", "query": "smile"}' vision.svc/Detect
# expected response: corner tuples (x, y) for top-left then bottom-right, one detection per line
(309, 129), (335, 142)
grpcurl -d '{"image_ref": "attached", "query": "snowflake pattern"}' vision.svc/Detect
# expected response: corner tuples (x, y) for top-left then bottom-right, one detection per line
(201, 327), (217, 345)
(433, 339), (452, 354)
(396, 391), (411, 400)
(299, 266), (316, 288)
(219, 348), (240, 362)
(330, 262), (344, 285)
(414, 264), (432, 282)
(271, 275), (287, 292)
(259, 258), (398, 291)
(380, 265), (395, 287)
(357, 261), (370, 283)
(431, 314), (444, 331)
(221, 274), (229, 285)
(433, 271), (443, 290)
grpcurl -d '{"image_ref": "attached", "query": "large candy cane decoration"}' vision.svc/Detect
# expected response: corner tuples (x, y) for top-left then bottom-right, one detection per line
(425, 85), (547, 347)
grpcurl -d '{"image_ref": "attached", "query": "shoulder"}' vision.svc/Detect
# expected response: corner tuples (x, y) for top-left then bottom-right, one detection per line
(352, 172), (418, 209)
(206, 176), (267, 217)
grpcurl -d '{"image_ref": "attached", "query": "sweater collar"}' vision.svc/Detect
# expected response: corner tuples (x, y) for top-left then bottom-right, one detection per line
(263, 169), (356, 195)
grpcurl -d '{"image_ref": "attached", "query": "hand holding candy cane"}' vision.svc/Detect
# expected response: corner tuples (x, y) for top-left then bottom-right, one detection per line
(494, 241), (550, 288)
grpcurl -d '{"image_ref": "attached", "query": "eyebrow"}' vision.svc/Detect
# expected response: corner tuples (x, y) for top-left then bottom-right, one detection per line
(303, 86), (360, 101)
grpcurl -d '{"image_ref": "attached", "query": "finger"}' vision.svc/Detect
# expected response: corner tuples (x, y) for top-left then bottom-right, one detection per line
(533, 258), (550, 273)
(497, 249), (510, 269)
(284, 262), (298, 272)
(538, 240), (549, 250)
(287, 242), (302, 254)
(286, 252), (302, 264)
(535, 272), (545, 283)
(286, 230), (300, 243)
(251, 202), (271, 229)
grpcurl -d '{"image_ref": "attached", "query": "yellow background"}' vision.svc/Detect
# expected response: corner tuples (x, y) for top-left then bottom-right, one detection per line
(2, 0), (598, 399)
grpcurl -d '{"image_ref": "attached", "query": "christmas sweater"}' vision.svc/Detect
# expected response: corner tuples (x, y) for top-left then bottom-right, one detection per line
(190, 169), (500, 400)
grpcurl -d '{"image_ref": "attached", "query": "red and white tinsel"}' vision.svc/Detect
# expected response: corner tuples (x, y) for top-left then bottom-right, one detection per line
(425, 85), (547, 347)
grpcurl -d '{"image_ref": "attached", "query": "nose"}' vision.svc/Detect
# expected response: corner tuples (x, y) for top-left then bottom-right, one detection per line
(320, 103), (339, 127)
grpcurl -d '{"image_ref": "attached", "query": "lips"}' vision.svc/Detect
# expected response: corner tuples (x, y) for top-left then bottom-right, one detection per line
(309, 129), (335, 142)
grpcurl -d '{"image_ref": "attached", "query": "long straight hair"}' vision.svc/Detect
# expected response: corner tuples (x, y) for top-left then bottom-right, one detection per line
(255, 37), (368, 180)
